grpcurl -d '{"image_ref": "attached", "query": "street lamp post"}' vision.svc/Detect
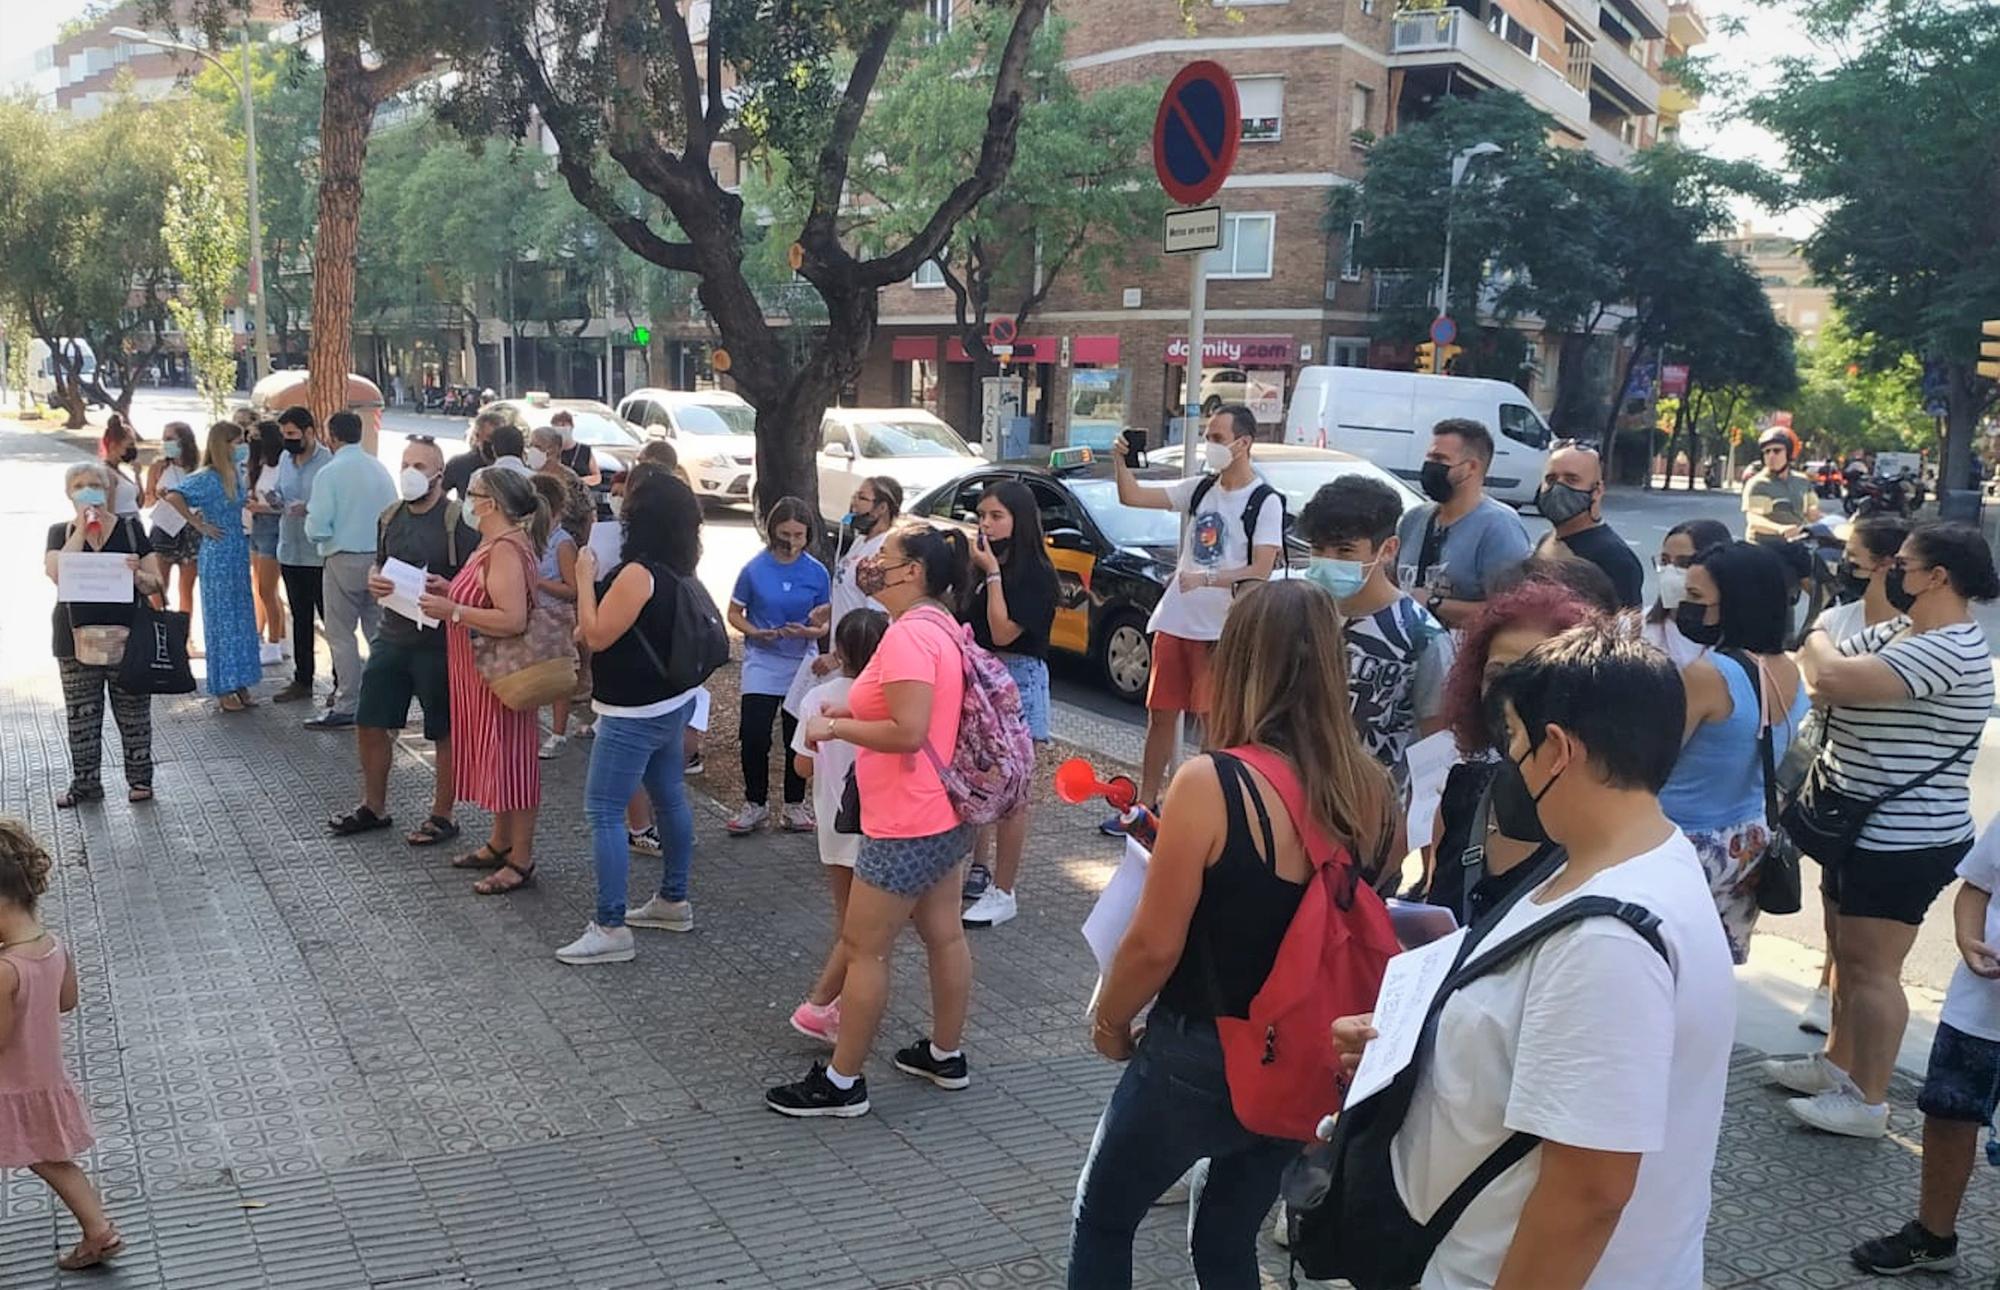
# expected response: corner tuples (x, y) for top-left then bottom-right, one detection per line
(111, 25), (270, 384)
(1436, 141), (1502, 323)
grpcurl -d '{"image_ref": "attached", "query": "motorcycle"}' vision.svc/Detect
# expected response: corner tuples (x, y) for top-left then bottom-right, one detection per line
(1843, 466), (1915, 519)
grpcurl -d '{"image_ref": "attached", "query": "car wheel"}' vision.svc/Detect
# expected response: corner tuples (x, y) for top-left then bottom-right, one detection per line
(1098, 611), (1152, 705)
(1201, 395), (1222, 416)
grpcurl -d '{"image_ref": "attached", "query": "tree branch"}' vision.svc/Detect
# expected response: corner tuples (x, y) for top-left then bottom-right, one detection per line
(801, 13), (903, 261)
(856, 0), (1054, 289)
(704, 13), (727, 138)
(651, 0), (710, 159)
(1014, 226), (1088, 325)
(361, 49), (439, 106)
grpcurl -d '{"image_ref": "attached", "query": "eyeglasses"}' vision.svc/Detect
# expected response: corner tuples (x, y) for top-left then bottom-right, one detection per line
(1549, 438), (1600, 454)
(406, 433), (436, 444)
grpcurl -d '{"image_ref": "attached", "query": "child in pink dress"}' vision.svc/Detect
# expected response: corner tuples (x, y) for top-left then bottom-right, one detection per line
(0, 819), (118, 1270)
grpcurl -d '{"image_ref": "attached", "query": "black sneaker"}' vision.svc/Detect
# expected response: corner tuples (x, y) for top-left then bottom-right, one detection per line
(765, 1062), (870, 1118)
(893, 1037), (970, 1090)
(1851, 1220), (1959, 1276)
(962, 863), (992, 900)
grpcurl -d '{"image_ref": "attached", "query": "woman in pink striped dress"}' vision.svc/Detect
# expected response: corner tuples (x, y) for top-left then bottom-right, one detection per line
(419, 467), (547, 894)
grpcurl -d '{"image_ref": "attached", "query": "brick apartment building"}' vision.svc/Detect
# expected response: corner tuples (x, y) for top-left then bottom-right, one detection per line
(848, 0), (1702, 448)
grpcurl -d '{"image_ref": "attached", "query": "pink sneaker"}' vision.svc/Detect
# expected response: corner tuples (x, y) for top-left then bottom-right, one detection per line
(789, 999), (840, 1046)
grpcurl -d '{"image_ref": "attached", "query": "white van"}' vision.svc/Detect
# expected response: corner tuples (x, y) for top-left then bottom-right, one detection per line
(26, 338), (97, 402)
(1282, 367), (1553, 508)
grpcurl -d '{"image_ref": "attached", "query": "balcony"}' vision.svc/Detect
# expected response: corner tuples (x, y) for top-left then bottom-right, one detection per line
(1604, 0), (1669, 40)
(1584, 125), (1637, 167)
(1590, 32), (1661, 114)
(1669, 0), (1708, 47)
(1390, 7), (1592, 137)
(1659, 76), (1700, 116)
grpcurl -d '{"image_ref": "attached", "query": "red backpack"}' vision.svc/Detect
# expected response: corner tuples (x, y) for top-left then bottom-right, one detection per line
(1213, 745), (1401, 1143)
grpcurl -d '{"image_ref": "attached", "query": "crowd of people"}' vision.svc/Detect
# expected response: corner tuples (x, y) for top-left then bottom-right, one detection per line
(25, 399), (2000, 1285)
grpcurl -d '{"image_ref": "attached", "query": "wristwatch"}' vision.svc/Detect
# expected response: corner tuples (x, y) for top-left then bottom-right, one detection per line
(1426, 590), (1445, 612)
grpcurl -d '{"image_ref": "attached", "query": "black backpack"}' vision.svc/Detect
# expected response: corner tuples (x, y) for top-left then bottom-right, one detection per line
(1188, 474), (1286, 555)
(627, 561), (732, 696)
(1281, 890), (1671, 1288)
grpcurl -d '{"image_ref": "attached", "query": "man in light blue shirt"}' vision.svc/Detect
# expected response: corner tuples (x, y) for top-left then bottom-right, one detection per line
(304, 411), (398, 728)
(273, 407), (333, 706)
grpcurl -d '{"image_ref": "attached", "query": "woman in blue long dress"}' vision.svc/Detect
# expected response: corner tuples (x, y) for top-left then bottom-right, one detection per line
(163, 420), (262, 711)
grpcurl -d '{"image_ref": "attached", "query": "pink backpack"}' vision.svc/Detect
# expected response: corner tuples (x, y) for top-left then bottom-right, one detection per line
(908, 606), (1035, 826)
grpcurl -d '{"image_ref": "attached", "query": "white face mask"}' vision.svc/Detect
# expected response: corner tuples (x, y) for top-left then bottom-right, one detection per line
(1203, 440), (1233, 472)
(399, 467), (433, 502)
(525, 446), (548, 471)
(1656, 565), (1690, 612)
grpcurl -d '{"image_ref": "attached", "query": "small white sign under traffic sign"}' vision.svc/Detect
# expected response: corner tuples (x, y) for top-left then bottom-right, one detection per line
(1163, 205), (1222, 255)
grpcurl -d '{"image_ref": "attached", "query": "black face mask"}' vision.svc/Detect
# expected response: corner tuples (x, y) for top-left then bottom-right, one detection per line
(1490, 744), (1561, 842)
(120, 444), (138, 464)
(1536, 481), (1595, 526)
(1674, 600), (1724, 646)
(1884, 564), (1922, 613)
(1420, 460), (1458, 504)
(987, 536), (1013, 561)
(847, 508), (878, 536)
(283, 435), (306, 454)
(1835, 559), (1869, 601)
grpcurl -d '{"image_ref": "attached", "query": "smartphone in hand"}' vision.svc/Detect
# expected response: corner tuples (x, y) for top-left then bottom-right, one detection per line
(1123, 429), (1148, 470)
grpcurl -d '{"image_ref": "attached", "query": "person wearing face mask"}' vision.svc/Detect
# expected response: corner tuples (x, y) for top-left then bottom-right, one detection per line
(243, 420), (289, 667)
(726, 497), (832, 836)
(528, 427), (596, 544)
(161, 421), (261, 712)
(1530, 444), (1644, 609)
(1657, 541), (1808, 965)
(96, 414), (143, 519)
(1786, 516), (1906, 1036)
(145, 422), (203, 616)
(794, 477), (903, 699)
(956, 481), (1059, 928)
(443, 410), (510, 500)
(1337, 626), (1735, 1290)
(329, 438), (480, 845)
(1394, 419), (1533, 630)
(1421, 582), (1599, 925)
(303, 412), (399, 730)
(46, 463), (164, 807)
(550, 410), (609, 519)
(271, 406), (334, 705)
(1299, 475), (1452, 789)
(1771, 523), (1997, 1139)
(1641, 519), (1732, 668)
(1108, 405), (1286, 829)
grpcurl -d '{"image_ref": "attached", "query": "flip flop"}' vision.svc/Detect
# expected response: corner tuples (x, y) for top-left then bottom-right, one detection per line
(406, 815), (462, 847)
(57, 1224), (122, 1271)
(328, 805), (393, 837)
(472, 861), (535, 896)
(450, 844), (511, 870)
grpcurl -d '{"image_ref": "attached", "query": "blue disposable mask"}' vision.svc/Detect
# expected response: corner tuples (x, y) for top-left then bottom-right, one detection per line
(232, 442), (251, 465)
(160, 440), (181, 461)
(71, 487), (107, 509)
(1304, 555), (1376, 601)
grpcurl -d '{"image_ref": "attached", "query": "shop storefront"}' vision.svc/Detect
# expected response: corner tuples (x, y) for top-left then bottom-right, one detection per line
(1164, 334), (1299, 434)
(887, 333), (1124, 447)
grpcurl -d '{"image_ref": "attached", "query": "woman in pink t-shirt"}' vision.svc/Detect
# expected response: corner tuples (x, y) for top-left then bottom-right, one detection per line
(766, 523), (974, 1118)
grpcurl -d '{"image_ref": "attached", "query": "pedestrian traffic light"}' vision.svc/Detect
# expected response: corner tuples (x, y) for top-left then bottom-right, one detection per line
(1414, 342), (1436, 373)
(1979, 319), (2000, 382)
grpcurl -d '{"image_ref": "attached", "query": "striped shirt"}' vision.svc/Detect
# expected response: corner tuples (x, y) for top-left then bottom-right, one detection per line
(1822, 618), (1991, 851)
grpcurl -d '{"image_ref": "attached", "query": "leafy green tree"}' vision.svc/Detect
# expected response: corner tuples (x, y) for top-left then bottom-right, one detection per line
(1748, 0), (2000, 495)
(164, 133), (247, 418)
(1652, 243), (1798, 488)
(1791, 315), (1934, 456)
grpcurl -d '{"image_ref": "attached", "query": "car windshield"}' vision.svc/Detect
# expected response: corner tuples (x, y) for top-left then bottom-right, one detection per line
(1068, 479), (1184, 549)
(850, 417), (974, 459)
(549, 409), (638, 447)
(677, 404), (755, 436)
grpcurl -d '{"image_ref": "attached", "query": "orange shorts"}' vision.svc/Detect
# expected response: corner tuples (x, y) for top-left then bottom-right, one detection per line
(1147, 631), (1215, 714)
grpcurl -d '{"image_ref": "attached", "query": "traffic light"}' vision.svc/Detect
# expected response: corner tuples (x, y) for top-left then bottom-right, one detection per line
(1414, 342), (1436, 373)
(1437, 343), (1463, 375)
(1980, 319), (2000, 381)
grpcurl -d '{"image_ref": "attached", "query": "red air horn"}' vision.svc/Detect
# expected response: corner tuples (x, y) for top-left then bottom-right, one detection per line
(1055, 759), (1156, 848)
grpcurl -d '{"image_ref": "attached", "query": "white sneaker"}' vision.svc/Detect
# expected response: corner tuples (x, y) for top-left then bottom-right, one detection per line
(538, 733), (569, 760)
(1762, 1051), (1847, 1096)
(783, 804), (816, 834)
(626, 896), (694, 932)
(726, 803), (769, 836)
(684, 754), (705, 777)
(1797, 987), (1832, 1036)
(1788, 1087), (1889, 1139)
(962, 887), (1018, 929)
(555, 922), (635, 965)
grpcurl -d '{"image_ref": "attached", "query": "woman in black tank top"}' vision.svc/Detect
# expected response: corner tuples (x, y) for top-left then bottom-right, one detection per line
(1069, 580), (1397, 1289)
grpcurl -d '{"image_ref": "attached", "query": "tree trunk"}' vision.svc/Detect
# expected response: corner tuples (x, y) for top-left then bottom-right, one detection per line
(1552, 332), (1600, 437)
(1941, 363), (1981, 495)
(747, 284), (878, 525)
(306, 15), (376, 452)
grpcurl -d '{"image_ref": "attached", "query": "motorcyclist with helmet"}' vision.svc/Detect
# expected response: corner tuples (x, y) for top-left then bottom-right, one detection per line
(1743, 426), (1820, 593)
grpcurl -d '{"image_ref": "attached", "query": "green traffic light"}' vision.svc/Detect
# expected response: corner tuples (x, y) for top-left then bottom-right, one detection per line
(631, 326), (651, 345)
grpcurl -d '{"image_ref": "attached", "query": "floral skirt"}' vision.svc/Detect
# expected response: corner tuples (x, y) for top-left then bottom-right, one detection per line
(1688, 817), (1768, 966)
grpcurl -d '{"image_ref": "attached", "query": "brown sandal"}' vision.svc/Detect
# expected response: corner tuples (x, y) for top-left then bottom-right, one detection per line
(57, 1223), (122, 1270)
(450, 843), (509, 870)
(472, 861), (535, 895)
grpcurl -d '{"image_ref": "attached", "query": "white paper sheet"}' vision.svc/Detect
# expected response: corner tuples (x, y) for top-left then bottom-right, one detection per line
(1082, 836), (1151, 976)
(1343, 926), (1468, 1109)
(147, 500), (186, 538)
(57, 551), (136, 604)
(1404, 730), (1460, 852)
(587, 521), (624, 571)
(380, 557), (437, 628)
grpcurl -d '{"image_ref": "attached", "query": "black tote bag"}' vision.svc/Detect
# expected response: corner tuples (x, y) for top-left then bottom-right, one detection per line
(117, 601), (196, 696)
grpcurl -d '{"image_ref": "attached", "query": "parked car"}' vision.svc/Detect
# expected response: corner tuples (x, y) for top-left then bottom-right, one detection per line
(480, 394), (647, 484)
(615, 387), (759, 510)
(1282, 366), (1553, 507)
(1197, 367), (1282, 416)
(816, 407), (982, 526)
(1143, 442), (1424, 558)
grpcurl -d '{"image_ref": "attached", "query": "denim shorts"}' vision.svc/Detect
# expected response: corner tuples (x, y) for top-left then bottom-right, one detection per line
(856, 824), (972, 898)
(1917, 1020), (2000, 1124)
(1001, 652), (1051, 742)
(249, 515), (280, 558)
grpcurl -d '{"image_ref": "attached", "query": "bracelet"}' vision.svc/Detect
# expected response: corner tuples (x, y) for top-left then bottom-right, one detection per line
(985, 573), (1001, 585)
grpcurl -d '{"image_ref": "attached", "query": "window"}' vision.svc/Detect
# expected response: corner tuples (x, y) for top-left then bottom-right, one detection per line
(913, 258), (946, 289)
(1340, 220), (1364, 281)
(1487, 5), (1538, 56)
(1328, 337), (1370, 368)
(1238, 77), (1283, 143)
(1026, 479), (1084, 539)
(929, 475), (994, 524)
(1208, 213), (1275, 280)
(820, 420), (853, 455)
(1350, 84), (1374, 139)
(926, 0), (953, 35)
(1498, 403), (1551, 450)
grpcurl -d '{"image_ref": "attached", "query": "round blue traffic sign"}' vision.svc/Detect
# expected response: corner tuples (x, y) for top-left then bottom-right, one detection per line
(1154, 62), (1241, 207)
(1429, 316), (1458, 346)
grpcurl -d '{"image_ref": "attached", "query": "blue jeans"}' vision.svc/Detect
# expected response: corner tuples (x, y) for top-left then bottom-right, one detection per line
(584, 703), (694, 928)
(1067, 1008), (1296, 1288)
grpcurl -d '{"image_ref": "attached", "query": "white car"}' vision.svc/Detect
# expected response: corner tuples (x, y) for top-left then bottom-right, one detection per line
(816, 407), (982, 526)
(616, 387), (758, 509)
(1198, 367), (1282, 416)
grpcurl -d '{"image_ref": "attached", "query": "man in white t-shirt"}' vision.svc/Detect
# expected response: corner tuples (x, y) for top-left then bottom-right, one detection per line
(1109, 405), (1284, 814)
(1369, 625), (1735, 1289)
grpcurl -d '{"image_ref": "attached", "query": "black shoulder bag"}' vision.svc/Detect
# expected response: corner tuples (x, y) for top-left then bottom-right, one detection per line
(1782, 728), (1981, 871)
(1719, 650), (1803, 916)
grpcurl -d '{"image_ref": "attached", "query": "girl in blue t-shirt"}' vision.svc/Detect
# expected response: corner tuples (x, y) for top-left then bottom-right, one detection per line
(726, 497), (831, 836)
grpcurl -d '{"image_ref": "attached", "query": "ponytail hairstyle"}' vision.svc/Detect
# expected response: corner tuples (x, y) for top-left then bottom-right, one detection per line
(835, 607), (890, 678)
(476, 465), (551, 558)
(100, 412), (134, 462)
(891, 521), (972, 604)
(0, 818), (54, 916)
(864, 475), (904, 521)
